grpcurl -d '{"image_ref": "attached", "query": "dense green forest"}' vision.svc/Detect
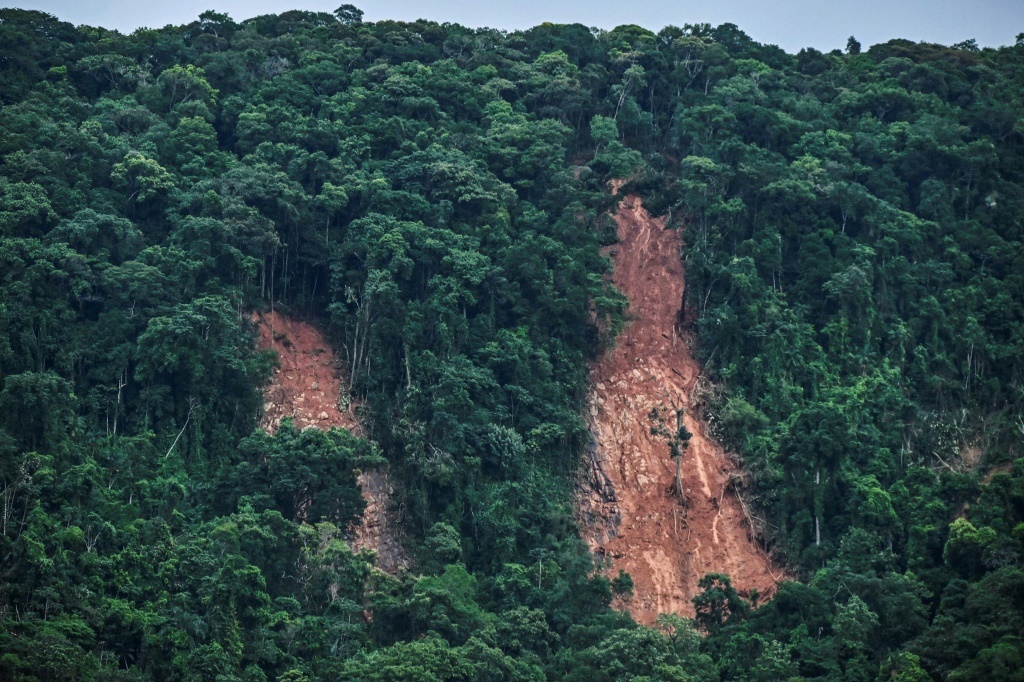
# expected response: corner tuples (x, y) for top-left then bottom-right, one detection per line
(1, 5), (1023, 680)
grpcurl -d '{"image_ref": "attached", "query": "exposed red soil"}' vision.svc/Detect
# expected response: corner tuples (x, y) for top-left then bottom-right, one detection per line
(254, 310), (410, 572)
(580, 191), (781, 625)
(255, 310), (361, 435)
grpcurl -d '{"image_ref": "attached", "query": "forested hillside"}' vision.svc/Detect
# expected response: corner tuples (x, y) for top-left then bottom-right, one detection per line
(0, 6), (1022, 680)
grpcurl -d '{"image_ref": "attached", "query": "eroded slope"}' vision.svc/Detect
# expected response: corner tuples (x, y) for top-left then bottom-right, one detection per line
(254, 310), (409, 572)
(581, 193), (780, 624)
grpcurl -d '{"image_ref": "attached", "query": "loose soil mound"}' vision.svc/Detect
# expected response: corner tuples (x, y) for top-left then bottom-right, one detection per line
(580, 192), (781, 625)
(254, 310), (410, 572)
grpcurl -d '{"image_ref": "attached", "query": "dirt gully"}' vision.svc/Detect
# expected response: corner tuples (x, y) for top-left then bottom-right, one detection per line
(579, 190), (781, 625)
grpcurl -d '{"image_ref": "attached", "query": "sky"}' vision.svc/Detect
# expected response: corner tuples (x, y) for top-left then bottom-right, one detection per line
(9, 0), (1024, 54)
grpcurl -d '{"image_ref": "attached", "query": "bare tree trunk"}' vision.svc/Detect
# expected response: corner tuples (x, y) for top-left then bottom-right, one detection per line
(164, 397), (196, 459)
(673, 456), (685, 502)
(113, 368), (128, 437)
(815, 468), (821, 546)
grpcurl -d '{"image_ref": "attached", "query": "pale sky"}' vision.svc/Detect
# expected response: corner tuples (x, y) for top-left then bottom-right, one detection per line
(9, 0), (1024, 54)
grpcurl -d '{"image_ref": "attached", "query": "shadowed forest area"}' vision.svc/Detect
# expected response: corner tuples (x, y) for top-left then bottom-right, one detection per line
(0, 6), (1023, 680)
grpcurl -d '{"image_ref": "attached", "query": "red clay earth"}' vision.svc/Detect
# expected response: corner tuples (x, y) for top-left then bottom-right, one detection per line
(254, 310), (409, 572)
(579, 190), (782, 625)
(254, 310), (361, 435)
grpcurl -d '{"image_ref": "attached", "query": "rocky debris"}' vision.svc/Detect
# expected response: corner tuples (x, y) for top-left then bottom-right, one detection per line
(256, 311), (360, 436)
(579, 188), (782, 625)
(351, 469), (412, 573)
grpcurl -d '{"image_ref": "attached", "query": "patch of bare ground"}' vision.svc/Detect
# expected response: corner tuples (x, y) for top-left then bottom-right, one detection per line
(948, 443), (1011, 485)
(579, 190), (782, 625)
(982, 462), (1015, 484)
(254, 310), (410, 573)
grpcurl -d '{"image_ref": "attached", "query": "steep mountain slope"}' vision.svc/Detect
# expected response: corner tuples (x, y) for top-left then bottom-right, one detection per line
(254, 310), (409, 572)
(581, 192), (781, 624)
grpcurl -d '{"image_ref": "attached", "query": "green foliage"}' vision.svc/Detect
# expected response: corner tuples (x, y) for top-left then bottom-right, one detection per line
(693, 574), (751, 635)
